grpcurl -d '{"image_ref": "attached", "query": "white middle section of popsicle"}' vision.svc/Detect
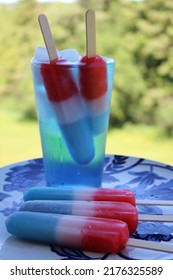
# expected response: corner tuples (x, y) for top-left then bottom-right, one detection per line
(73, 188), (94, 200)
(56, 215), (86, 247)
(85, 94), (108, 117)
(52, 95), (87, 124)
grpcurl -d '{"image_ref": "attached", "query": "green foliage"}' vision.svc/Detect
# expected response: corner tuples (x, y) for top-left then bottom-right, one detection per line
(125, 0), (173, 132)
(0, 0), (173, 137)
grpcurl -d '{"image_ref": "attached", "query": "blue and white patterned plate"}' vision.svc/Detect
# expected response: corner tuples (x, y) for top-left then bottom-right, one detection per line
(0, 155), (173, 260)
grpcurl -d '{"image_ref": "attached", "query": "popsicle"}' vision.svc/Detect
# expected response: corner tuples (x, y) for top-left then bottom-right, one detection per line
(38, 14), (95, 165)
(23, 187), (136, 206)
(79, 10), (112, 135)
(5, 211), (129, 253)
(19, 200), (138, 234)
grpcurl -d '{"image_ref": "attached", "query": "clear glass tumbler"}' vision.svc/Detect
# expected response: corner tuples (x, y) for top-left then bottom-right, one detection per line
(31, 51), (115, 187)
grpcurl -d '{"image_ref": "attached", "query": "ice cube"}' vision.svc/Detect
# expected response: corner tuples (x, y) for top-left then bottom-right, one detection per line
(34, 47), (61, 62)
(60, 49), (81, 62)
(34, 47), (49, 61)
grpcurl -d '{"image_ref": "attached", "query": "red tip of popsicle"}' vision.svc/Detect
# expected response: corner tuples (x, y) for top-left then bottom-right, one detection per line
(79, 55), (107, 100)
(93, 188), (136, 206)
(80, 55), (104, 65)
(91, 201), (138, 234)
(41, 59), (78, 102)
(81, 218), (129, 253)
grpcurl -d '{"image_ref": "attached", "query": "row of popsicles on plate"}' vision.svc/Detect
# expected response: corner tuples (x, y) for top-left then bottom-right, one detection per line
(6, 187), (173, 254)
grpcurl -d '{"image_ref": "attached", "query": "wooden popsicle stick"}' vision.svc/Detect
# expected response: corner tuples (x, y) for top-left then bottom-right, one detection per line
(127, 238), (173, 253)
(136, 199), (173, 206)
(138, 214), (173, 222)
(38, 14), (58, 62)
(85, 9), (96, 58)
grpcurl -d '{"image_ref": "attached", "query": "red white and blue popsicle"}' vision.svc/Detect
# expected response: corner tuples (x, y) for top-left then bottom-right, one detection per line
(6, 209), (173, 254)
(20, 200), (138, 234)
(39, 14), (95, 165)
(79, 10), (112, 135)
(23, 187), (136, 206)
(6, 212), (129, 253)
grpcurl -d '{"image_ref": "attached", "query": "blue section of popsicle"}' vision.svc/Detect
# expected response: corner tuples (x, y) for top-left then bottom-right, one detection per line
(20, 200), (73, 215)
(59, 118), (95, 165)
(23, 187), (74, 201)
(6, 211), (58, 243)
(91, 111), (109, 135)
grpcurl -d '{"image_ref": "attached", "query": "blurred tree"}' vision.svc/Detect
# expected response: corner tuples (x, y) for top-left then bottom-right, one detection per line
(13, 0), (40, 119)
(0, 0), (173, 136)
(88, 0), (173, 135)
(128, 0), (173, 135)
(15, 0), (37, 24)
(0, 0), (40, 119)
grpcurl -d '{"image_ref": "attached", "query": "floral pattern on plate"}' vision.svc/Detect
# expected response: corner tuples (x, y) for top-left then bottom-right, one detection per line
(0, 155), (173, 260)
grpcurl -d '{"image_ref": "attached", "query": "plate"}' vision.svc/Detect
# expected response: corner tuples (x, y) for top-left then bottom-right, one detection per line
(0, 155), (173, 260)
